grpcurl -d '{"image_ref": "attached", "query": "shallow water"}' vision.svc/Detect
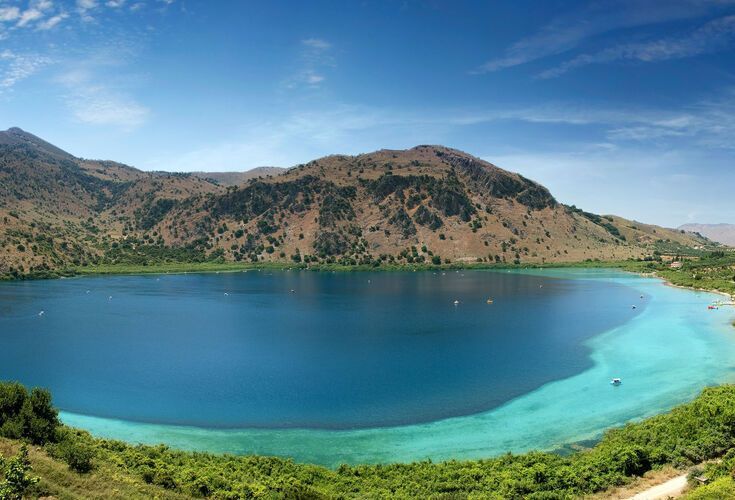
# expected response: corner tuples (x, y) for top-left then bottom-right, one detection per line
(2, 269), (734, 466)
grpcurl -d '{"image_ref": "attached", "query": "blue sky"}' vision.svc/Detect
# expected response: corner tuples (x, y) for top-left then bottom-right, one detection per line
(1, 0), (734, 226)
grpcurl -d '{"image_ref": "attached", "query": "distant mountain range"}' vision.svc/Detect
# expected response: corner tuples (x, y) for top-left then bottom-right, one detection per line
(0, 127), (714, 276)
(190, 167), (287, 186)
(678, 224), (735, 246)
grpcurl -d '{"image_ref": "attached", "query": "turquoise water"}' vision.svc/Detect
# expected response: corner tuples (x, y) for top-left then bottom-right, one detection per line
(2, 269), (734, 466)
(0, 268), (640, 429)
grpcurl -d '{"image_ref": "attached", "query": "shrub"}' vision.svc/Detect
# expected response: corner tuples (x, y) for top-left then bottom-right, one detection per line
(0, 445), (38, 500)
(48, 430), (95, 473)
(0, 382), (59, 445)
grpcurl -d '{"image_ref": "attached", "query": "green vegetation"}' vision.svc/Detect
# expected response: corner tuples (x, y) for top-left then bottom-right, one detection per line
(611, 250), (735, 296)
(363, 172), (476, 221)
(566, 205), (625, 241)
(413, 204), (443, 230)
(0, 445), (38, 500)
(136, 198), (177, 230)
(0, 382), (58, 445)
(4, 382), (735, 498)
(686, 476), (735, 499)
(441, 154), (556, 210)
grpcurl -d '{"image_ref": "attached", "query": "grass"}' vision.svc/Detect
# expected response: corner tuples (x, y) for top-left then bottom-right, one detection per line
(0, 438), (187, 500)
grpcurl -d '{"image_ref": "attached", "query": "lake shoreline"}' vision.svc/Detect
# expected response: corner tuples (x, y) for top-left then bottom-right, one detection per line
(5, 259), (732, 312)
(5, 264), (735, 468)
(0, 258), (657, 280)
(42, 269), (735, 466)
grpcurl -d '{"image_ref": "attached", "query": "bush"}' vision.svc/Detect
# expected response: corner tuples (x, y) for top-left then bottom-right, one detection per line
(0, 382), (59, 445)
(0, 445), (38, 500)
(48, 430), (95, 473)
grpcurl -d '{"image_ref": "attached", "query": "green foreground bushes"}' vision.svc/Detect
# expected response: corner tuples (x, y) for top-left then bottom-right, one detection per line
(0, 445), (38, 500)
(3, 382), (735, 498)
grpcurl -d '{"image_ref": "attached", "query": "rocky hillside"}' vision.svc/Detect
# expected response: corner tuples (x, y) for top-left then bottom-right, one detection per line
(0, 127), (712, 277)
(679, 223), (735, 247)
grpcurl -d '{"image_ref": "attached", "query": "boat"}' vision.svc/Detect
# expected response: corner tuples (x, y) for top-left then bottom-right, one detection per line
(610, 378), (622, 386)
(453, 300), (460, 305)
(486, 298), (494, 304)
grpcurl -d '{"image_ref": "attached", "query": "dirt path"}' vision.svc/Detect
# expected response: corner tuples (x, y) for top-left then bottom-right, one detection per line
(626, 474), (688, 500)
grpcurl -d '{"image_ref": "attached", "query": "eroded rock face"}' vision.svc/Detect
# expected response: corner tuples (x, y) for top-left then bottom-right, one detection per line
(441, 150), (556, 210)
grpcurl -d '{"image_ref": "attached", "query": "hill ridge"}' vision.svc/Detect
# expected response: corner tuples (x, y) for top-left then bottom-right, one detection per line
(0, 128), (715, 277)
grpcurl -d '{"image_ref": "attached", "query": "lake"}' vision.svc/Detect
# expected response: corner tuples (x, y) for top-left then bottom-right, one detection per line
(1, 268), (734, 466)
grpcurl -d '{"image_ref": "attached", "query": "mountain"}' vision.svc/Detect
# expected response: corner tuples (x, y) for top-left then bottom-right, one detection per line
(0, 127), (74, 161)
(0, 127), (713, 276)
(679, 223), (735, 247)
(190, 167), (287, 186)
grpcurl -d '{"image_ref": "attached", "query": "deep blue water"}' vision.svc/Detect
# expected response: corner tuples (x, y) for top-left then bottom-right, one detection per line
(0, 270), (645, 429)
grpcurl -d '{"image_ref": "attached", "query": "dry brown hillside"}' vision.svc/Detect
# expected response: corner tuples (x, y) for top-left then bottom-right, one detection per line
(0, 128), (712, 277)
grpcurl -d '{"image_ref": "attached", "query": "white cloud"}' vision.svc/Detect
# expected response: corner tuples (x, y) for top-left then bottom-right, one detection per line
(77, 0), (98, 9)
(283, 37), (335, 89)
(106, 0), (125, 7)
(302, 38), (331, 50)
(443, 92), (735, 151)
(69, 88), (149, 127)
(57, 68), (149, 129)
(304, 71), (324, 85)
(0, 50), (51, 91)
(37, 12), (68, 30)
(16, 8), (44, 27)
(472, 0), (735, 73)
(539, 15), (735, 78)
(0, 6), (21, 22)
(76, 0), (98, 21)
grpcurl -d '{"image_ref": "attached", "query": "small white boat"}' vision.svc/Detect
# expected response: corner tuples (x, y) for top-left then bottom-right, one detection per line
(453, 300), (460, 305)
(610, 378), (622, 386)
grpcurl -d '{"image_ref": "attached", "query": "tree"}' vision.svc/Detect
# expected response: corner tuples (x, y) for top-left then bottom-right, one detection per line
(0, 445), (38, 500)
(49, 432), (95, 473)
(0, 383), (59, 445)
